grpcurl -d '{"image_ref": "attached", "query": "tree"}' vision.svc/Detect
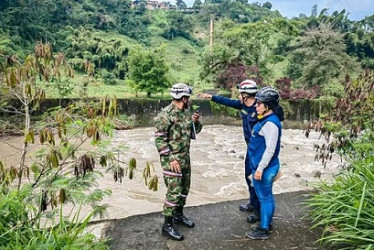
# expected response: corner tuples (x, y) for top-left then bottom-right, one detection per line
(288, 24), (358, 96)
(262, 2), (272, 10)
(127, 46), (171, 97)
(0, 42), (158, 248)
(237, 0), (248, 4)
(162, 11), (194, 40)
(176, 0), (187, 10)
(200, 18), (296, 85)
(192, 0), (202, 10)
(311, 4), (318, 17)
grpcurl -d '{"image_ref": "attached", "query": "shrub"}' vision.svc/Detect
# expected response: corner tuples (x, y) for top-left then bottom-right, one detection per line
(101, 70), (118, 85)
(305, 70), (374, 249)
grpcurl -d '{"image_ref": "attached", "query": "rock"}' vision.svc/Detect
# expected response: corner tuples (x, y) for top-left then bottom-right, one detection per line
(314, 170), (322, 178)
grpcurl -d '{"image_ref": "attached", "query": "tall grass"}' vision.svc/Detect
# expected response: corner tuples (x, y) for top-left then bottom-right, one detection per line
(0, 185), (108, 249)
(306, 130), (374, 249)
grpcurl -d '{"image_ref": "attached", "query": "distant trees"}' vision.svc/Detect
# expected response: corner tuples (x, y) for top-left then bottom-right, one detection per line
(127, 46), (171, 97)
(287, 24), (358, 97)
(63, 27), (132, 82)
(262, 2), (272, 10)
(161, 12), (194, 40)
(200, 18), (298, 88)
(311, 4), (318, 17)
(192, 0), (202, 10)
(176, 0), (187, 10)
(0, 0), (373, 97)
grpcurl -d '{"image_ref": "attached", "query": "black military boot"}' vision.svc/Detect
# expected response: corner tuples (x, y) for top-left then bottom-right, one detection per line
(174, 207), (195, 228)
(161, 216), (184, 241)
(239, 202), (255, 212)
(245, 228), (269, 240)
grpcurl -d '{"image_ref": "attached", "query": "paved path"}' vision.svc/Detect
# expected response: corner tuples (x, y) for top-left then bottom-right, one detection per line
(104, 191), (327, 249)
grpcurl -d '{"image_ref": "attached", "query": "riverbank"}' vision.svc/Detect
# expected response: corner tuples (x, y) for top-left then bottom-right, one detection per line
(103, 190), (327, 249)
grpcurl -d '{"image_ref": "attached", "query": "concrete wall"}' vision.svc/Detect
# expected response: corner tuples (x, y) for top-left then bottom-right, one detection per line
(36, 98), (331, 128)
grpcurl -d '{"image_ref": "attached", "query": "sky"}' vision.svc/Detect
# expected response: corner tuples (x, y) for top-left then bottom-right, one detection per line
(251, 0), (374, 21)
(179, 0), (374, 21)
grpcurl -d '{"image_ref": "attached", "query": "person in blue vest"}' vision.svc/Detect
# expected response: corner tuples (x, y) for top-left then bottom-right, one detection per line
(197, 79), (260, 221)
(245, 87), (284, 240)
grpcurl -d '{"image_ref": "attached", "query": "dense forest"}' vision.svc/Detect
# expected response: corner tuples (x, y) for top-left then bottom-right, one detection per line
(0, 0), (373, 99)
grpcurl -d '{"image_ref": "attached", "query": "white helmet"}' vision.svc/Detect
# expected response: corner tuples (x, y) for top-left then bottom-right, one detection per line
(170, 83), (193, 99)
(237, 79), (258, 94)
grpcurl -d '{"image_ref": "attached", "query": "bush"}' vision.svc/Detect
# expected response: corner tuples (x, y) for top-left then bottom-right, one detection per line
(306, 138), (374, 249)
(100, 70), (118, 85)
(0, 186), (109, 250)
(306, 71), (374, 249)
(181, 46), (194, 54)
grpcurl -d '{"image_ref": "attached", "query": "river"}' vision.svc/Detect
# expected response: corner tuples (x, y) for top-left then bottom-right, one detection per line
(0, 125), (342, 236)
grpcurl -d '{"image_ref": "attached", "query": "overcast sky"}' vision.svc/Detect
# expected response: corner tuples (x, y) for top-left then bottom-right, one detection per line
(180, 0), (374, 21)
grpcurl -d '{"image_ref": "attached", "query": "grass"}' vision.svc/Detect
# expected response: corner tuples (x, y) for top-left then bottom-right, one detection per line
(39, 34), (207, 99)
(305, 134), (374, 249)
(38, 73), (177, 99)
(148, 36), (203, 86)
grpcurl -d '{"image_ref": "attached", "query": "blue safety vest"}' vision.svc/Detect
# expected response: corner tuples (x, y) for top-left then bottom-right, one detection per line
(248, 113), (282, 170)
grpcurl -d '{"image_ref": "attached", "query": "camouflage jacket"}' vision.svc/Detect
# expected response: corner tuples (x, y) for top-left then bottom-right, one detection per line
(155, 102), (202, 161)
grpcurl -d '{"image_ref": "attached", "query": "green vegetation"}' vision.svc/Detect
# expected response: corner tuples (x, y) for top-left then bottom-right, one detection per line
(0, 43), (158, 249)
(127, 45), (171, 97)
(1, 0), (374, 248)
(1, 0), (372, 99)
(305, 71), (374, 249)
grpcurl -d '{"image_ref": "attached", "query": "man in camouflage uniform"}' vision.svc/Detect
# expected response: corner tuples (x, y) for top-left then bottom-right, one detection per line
(155, 83), (202, 241)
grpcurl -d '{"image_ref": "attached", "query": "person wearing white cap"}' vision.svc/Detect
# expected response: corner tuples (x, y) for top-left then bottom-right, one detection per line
(197, 79), (260, 223)
(155, 83), (202, 241)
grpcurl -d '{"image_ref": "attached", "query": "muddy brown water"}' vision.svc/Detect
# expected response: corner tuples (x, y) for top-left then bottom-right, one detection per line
(0, 125), (341, 237)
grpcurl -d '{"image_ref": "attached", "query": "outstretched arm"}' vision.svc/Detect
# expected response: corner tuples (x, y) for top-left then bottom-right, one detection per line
(197, 93), (241, 110)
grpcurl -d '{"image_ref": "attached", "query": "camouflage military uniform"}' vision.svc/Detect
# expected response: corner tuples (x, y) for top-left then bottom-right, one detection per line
(155, 102), (202, 217)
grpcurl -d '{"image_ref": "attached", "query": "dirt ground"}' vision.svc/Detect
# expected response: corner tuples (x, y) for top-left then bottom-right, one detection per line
(103, 191), (328, 250)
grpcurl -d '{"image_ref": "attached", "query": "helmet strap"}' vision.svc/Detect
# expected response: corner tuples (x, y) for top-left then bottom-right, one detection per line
(181, 97), (190, 109)
(241, 93), (249, 100)
(258, 105), (270, 120)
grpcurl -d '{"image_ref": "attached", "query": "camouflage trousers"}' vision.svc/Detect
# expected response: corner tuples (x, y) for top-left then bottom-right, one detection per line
(160, 153), (191, 217)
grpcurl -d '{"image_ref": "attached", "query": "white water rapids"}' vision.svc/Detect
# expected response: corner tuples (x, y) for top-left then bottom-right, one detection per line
(0, 125), (342, 236)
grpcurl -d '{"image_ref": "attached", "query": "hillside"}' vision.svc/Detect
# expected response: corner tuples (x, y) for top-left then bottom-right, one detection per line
(0, 0), (373, 98)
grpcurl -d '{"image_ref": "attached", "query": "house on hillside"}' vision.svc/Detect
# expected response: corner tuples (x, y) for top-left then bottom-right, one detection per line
(131, 0), (176, 10)
(181, 7), (197, 13)
(146, 0), (158, 10)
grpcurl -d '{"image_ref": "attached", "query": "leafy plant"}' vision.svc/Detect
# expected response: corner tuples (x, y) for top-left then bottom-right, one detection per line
(0, 43), (159, 249)
(305, 70), (374, 249)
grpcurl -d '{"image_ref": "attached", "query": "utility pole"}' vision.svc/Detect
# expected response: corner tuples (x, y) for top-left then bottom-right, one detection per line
(209, 19), (213, 50)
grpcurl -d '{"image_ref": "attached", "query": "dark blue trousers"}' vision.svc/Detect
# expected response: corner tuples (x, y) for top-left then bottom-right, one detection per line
(245, 151), (260, 210)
